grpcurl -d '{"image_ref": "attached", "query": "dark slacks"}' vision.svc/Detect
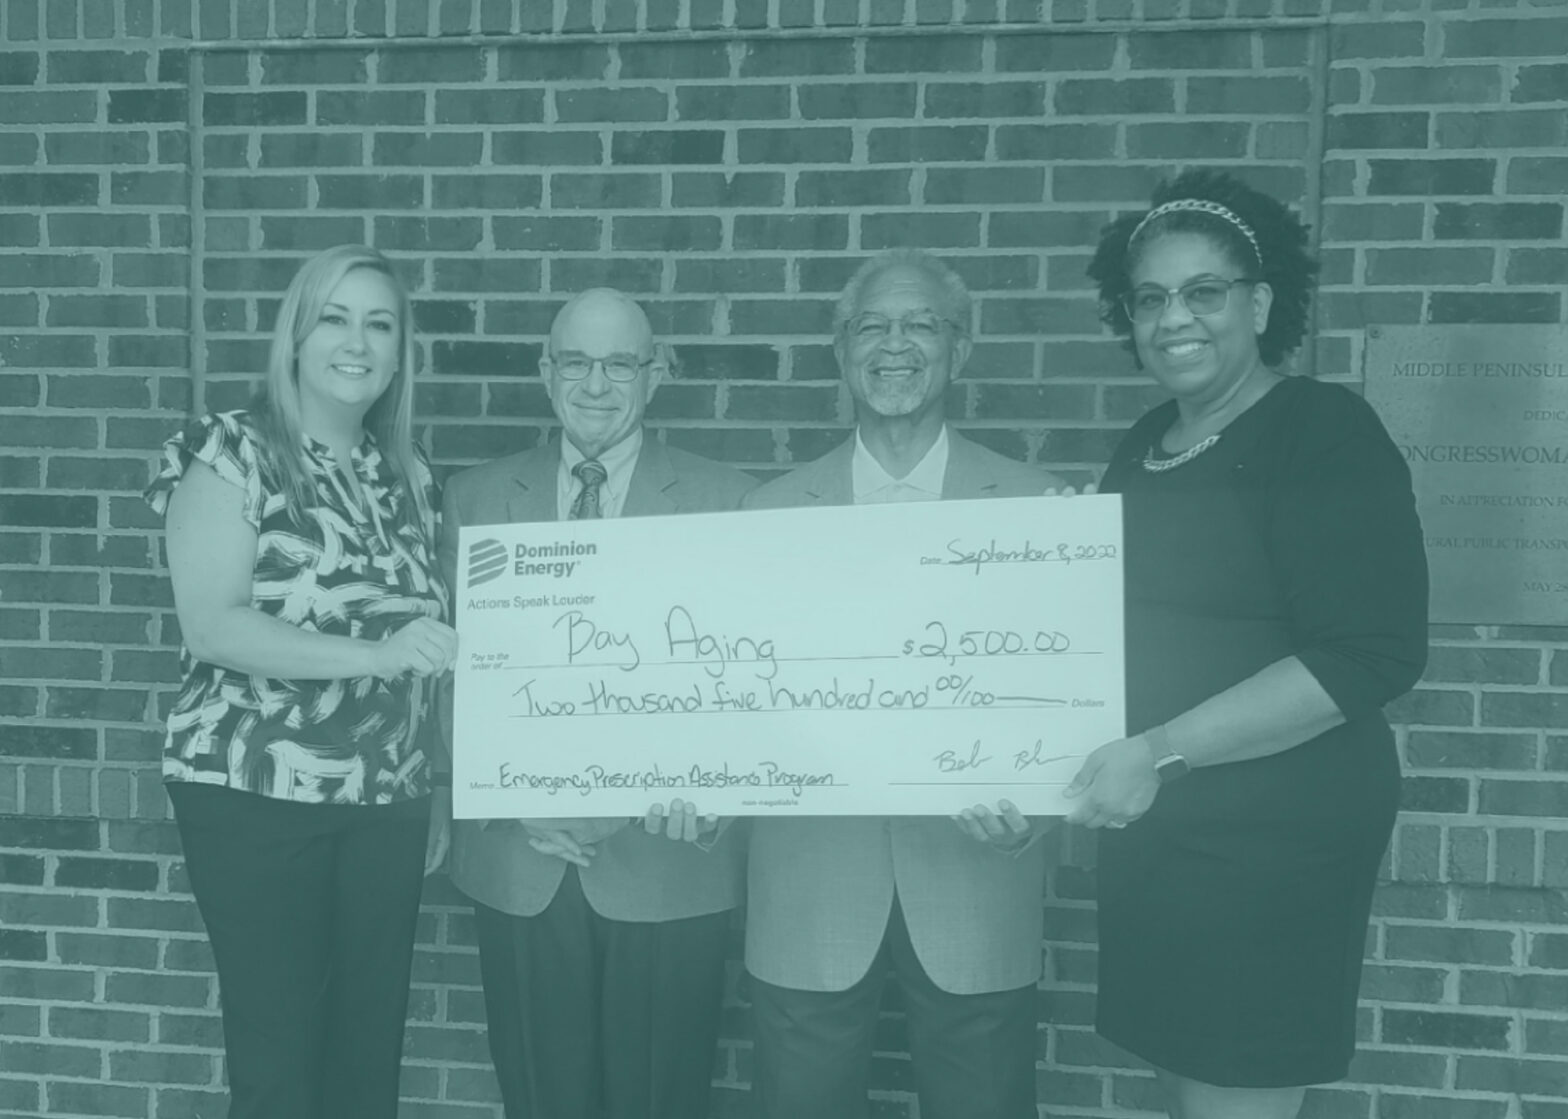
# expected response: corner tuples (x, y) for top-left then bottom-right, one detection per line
(473, 867), (731, 1119)
(749, 896), (1038, 1119)
(167, 781), (429, 1119)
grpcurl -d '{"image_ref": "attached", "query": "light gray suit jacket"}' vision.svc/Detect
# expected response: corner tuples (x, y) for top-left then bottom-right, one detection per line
(741, 429), (1059, 995)
(438, 434), (757, 921)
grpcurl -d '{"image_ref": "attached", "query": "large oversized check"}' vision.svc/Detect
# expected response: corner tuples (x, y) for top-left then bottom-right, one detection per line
(451, 495), (1124, 818)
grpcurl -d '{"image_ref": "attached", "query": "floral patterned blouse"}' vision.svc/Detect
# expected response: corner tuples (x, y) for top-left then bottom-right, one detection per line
(144, 411), (448, 805)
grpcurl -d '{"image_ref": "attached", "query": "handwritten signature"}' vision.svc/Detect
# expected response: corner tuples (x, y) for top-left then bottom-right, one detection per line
(932, 739), (1079, 774)
(934, 740), (991, 772)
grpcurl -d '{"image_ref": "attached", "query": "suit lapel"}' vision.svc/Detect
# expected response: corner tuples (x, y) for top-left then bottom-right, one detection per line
(506, 440), (561, 524)
(803, 439), (855, 507)
(940, 429), (1002, 501)
(623, 437), (679, 517)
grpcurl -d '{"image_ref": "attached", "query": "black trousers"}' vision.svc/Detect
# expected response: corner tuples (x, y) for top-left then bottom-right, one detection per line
(473, 868), (731, 1119)
(167, 781), (429, 1119)
(749, 897), (1038, 1119)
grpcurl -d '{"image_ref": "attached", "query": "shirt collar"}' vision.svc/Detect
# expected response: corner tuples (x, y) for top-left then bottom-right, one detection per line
(302, 429), (379, 470)
(559, 427), (644, 513)
(851, 425), (949, 503)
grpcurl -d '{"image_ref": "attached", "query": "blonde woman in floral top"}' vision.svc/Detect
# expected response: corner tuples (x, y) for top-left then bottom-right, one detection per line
(145, 245), (457, 1119)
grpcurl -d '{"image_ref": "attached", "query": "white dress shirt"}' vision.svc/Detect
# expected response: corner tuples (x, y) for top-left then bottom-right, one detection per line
(851, 425), (949, 506)
(557, 428), (644, 521)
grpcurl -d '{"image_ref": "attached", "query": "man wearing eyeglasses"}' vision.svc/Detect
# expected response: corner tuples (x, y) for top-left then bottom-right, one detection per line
(741, 249), (1061, 1119)
(431, 287), (756, 1119)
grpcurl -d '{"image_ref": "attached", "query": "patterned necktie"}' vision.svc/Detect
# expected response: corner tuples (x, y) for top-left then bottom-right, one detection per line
(569, 459), (608, 520)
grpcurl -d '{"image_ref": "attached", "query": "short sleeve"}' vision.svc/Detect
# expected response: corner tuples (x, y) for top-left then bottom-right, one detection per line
(143, 411), (267, 531)
(1268, 384), (1429, 718)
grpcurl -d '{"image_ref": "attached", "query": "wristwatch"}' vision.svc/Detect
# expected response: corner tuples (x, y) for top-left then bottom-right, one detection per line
(1145, 724), (1189, 784)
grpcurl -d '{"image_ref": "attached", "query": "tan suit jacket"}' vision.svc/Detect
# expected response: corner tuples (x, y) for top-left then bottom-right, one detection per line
(439, 435), (757, 921)
(742, 429), (1059, 994)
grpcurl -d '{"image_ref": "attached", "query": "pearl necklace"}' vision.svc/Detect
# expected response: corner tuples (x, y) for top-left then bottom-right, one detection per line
(1141, 432), (1220, 473)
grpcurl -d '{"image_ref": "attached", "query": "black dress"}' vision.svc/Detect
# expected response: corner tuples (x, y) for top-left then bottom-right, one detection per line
(1095, 377), (1429, 1087)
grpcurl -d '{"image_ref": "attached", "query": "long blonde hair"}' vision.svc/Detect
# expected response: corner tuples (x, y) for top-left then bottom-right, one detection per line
(251, 245), (431, 533)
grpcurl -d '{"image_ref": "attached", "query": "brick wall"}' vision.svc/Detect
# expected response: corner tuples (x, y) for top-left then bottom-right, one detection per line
(1, 2), (1564, 1117)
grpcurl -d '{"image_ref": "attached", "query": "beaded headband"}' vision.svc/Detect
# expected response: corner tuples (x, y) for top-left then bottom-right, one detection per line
(1129, 199), (1263, 270)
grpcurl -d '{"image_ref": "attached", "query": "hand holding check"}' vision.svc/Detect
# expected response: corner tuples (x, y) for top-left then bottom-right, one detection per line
(643, 799), (720, 842)
(950, 799), (1034, 851)
(1062, 735), (1160, 830)
(522, 819), (623, 867)
(524, 800), (720, 865)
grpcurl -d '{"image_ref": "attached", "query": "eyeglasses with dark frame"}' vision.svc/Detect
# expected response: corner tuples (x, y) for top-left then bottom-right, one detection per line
(1122, 277), (1256, 323)
(841, 310), (962, 344)
(547, 352), (654, 383)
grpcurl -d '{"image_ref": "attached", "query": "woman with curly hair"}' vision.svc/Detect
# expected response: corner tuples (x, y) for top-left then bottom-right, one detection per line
(144, 245), (458, 1119)
(1065, 170), (1429, 1118)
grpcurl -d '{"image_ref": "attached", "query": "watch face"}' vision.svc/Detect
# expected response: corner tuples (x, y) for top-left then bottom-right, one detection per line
(1155, 755), (1190, 783)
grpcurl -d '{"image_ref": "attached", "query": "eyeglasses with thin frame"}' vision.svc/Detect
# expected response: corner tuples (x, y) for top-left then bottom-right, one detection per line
(842, 310), (961, 344)
(1123, 277), (1256, 323)
(547, 353), (654, 382)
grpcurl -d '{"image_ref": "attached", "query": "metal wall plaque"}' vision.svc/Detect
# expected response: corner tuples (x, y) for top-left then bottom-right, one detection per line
(1363, 325), (1568, 626)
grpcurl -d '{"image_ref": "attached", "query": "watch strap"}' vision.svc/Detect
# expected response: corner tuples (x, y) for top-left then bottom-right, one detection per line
(1144, 723), (1176, 764)
(1145, 724), (1189, 783)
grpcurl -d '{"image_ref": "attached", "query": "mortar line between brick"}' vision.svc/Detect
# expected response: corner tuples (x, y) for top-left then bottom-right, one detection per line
(185, 17), (1330, 52)
(1302, 21), (1330, 382)
(187, 48), (206, 419)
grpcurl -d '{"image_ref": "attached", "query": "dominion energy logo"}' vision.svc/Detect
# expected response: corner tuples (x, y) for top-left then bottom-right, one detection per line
(467, 537), (598, 587)
(467, 538), (507, 588)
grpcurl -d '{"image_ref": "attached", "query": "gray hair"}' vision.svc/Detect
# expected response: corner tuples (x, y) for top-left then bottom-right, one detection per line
(832, 249), (972, 337)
